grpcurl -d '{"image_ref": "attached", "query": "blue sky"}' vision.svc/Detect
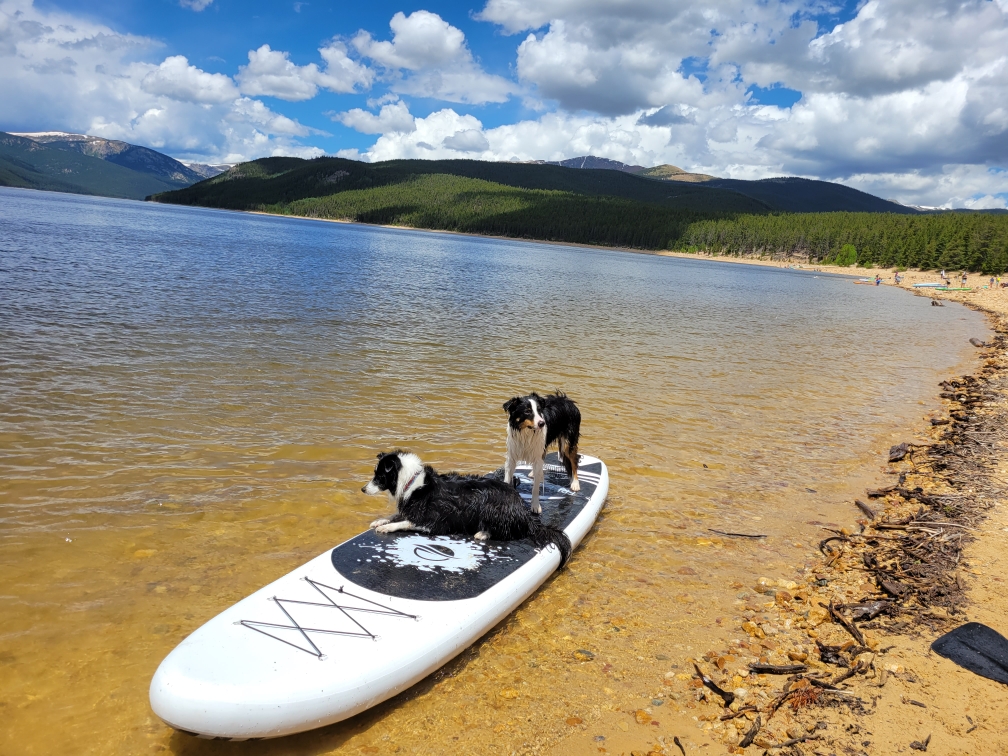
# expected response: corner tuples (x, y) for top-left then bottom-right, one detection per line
(3, 0), (1007, 208)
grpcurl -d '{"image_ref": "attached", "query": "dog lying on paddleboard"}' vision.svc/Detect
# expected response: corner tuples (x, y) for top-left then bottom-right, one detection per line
(362, 450), (571, 565)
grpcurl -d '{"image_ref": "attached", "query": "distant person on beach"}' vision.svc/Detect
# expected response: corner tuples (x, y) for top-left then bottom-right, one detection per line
(894, 272), (902, 284)
(875, 274), (882, 286)
(991, 276), (996, 289)
(962, 271), (968, 286)
(941, 269), (947, 283)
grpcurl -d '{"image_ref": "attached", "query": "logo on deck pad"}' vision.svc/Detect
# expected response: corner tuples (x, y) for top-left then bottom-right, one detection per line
(360, 535), (515, 574)
(413, 543), (455, 561)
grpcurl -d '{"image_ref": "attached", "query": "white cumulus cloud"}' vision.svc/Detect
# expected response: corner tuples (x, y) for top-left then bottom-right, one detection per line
(354, 10), (466, 69)
(236, 42), (372, 101)
(333, 99), (416, 134)
(353, 10), (514, 104)
(142, 55), (239, 103)
(363, 109), (491, 160)
(442, 128), (489, 152)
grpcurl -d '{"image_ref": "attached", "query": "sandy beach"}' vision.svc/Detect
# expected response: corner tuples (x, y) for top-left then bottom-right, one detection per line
(553, 254), (1008, 756)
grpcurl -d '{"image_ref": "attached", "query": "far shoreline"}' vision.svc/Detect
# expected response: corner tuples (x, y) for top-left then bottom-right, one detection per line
(237, 208), (1007, 318)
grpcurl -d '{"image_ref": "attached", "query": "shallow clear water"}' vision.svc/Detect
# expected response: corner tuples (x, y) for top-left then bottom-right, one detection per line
(0, 187), (989, 755)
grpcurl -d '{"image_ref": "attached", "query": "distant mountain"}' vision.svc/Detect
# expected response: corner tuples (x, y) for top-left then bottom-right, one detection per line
(537, 156), (913, 212)
(152, 156), (771, 215)
(638, 164), (716, 183)
(0, 132), (207, 200)
(704, 177), (917, 214)
(11, 132), (205, 185)
(180, 161), (232, 179)
(529, 156), (646, 173)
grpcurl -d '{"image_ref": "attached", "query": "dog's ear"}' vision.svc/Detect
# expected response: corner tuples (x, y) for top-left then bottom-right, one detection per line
(503, 397), (519, 414)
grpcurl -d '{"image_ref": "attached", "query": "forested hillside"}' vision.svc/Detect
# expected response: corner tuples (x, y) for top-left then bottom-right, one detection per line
(150, 156), (1008, 273)
(704, 177), (915, 214)
(678, 212), (1008, 274)
(264, 173), (724, 249)
(535, 156), (915, 212)
(153, 156), (770, 213)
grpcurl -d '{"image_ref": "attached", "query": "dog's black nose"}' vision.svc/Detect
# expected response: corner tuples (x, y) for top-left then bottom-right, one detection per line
(361, 485), (368, 493)
(537, 420), (545, 428)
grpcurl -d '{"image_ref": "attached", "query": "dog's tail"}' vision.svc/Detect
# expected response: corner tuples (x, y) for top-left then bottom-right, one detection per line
(529, 522), (572, 567)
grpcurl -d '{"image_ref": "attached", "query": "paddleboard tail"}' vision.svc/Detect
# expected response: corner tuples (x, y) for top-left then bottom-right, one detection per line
(529, 521), (572, 566)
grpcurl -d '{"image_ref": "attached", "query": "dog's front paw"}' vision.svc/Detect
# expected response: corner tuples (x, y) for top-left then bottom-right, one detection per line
(474, 531), (491, 542)
(569, 479), (580, 492)
(370, 518), (390, 529)
(375, 523), (397, 534)
(530, 502), (542, 515)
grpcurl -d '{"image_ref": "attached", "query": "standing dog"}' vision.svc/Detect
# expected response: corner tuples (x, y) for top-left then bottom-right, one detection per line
(503, 391), (581, 514)
(362, 451), (571, 565)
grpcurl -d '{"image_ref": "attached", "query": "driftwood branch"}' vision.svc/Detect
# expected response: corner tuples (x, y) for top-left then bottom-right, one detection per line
(692, 663), (734, 706)
(738, 714), (761, 748)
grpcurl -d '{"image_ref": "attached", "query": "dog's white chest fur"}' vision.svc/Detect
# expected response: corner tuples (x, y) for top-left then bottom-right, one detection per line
(505, 424), (547, 513)
(506, 425), (546, 465)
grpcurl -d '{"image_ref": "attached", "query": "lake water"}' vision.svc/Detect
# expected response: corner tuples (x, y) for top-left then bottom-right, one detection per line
(0, 187), (990, 755)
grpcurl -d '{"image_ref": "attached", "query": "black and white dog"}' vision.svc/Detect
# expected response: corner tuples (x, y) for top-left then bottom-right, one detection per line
(362, 451), (571, 565)
(503, 391), (581, 514)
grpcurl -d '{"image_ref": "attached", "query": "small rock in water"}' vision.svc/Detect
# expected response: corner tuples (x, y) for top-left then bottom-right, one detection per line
(634, 709), (652, 725)
(573, 649), (595, 661)
(566, 716), (583, 726)
(651, 698), (664, 706)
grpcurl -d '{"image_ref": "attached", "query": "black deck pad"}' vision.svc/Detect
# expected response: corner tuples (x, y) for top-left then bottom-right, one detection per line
(331, 454), (601, 601)
(931, 622), (1008, 685)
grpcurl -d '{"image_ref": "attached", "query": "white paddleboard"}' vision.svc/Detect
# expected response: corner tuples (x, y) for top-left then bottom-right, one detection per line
(149, 453), (608, 739)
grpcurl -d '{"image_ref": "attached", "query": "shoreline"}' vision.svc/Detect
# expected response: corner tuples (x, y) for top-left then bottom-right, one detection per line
(243, 206), (1001, 295)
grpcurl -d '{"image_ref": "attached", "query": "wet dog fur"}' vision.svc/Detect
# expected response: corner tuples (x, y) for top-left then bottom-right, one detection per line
(503, 390), (581, 514)
(362, 450), (571, 565)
